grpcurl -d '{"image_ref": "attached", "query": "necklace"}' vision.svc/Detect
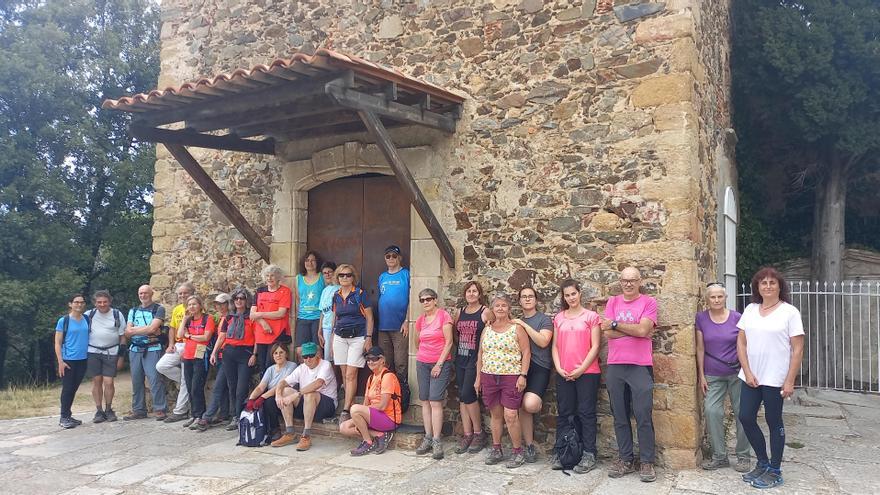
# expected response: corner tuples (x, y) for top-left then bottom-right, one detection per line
(760, 300), (781, 311)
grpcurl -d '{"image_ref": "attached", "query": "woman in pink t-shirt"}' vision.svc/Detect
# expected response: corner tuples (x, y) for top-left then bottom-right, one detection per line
(550, 279), (601, 473)
(413, 288), (453, 460)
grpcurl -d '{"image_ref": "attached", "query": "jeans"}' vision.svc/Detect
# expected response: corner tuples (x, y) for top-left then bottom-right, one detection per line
(739, 384), (785, 469)
(223, 345), (254, 418)
(156, 343), (189, 415)
(130, 349), (166, 414)
(556, 372), (600, 455)
(60, 359), (88, 418)
(183, 358), (208, 419)
(378, 330), (409, 378)
(606, 364), (655, 463)
(705, 374), (750, 460)
(204, 357), (232, 420)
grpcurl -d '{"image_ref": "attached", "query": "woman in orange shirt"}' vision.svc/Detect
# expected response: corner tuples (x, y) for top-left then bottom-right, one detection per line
(340, 346), (401, 456)
(251, 265), (293, 373)
(212, 287), (258, 430)
(177, 295), (216, 432)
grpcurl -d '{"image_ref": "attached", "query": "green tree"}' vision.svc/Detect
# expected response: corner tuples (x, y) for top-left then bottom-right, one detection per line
(0, 0), (159, 387)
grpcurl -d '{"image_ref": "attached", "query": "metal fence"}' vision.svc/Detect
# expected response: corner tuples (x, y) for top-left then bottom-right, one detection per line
(737, 281), (880, 393)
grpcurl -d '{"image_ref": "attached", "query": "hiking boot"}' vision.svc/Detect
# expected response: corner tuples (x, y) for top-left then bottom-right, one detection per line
(93, 410), (106, 424)
(432, 439), (444, 460)
(506, 450), (525, 469)
(639, 462), (657, 482)
(701, 457), (730, 470)
(271, 433), (296, 448)
(59, 417), (78, 429)
(468, 431), (487, 453)
(607, 458), (636, 478)
(123, 412), (147, 421)
(182, 417), (196, 428)
(154, 411), (167, 421)
(164, 412), (188, 423)
(194, 419), (208, 432)
(454, 434), (474, 454)
(523, 444), (538, 463)
(104, 409), (118, 422)
(415, 436), (433, 456)
(742, 460), (769, 483)
(225, 419), (238, 431)
(350, 439), (374, 456)
(751, 468), (783, 489)
(573, 452), (597, 474)
(70, 416), (83, 425)
(373, 434), (388, 454)
(296, 435), (312, 451)
(734, 457), (751, 473)
(485, 446), (504, 465)
(207, 416), (224, 426)
(550, 454), (564, 470)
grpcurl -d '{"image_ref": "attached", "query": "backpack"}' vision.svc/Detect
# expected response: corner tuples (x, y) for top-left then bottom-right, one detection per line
(376, 369), (408, 422)
(60, 313), (91, 347)
(130, 303), (170, 349)
(79, 308), (125, 351)
(554, 416), (583, 473)
(237, 407), (267, 447)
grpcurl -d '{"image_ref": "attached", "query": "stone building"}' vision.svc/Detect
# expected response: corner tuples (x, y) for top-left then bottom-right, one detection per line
(105, 0), (738, 468)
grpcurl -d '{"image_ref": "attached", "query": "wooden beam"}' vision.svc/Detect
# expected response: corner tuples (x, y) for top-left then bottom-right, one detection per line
(327, 84), (457, 133)
(356, 110), (456, 268)
(234, 111), (361, 139)
(163, 144), (271, 262)
(131, 125), (275, 155)
(188, 95), (338, 133)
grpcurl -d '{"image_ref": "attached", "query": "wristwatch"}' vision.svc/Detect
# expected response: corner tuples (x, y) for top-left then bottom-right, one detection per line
(520, 374), (528, 378)
(611, 320), (618, 330)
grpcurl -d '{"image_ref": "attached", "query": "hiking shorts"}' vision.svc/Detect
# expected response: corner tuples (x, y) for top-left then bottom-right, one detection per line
(87, 352), (119, 378)
(368, 407), (398, 432)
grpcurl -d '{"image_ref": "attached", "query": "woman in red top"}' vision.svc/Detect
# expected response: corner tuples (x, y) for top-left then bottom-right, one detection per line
(251, 264), (293, 373)
(177, 295), (216, 432)
(212, 287), (257, 430)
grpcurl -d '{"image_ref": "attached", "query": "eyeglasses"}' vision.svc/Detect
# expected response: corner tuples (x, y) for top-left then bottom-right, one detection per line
(385, 253), (399, 259)
(706, 282), (724, 288)
(419, 297), (436, 303)
(365, 356), (382, 363)
(302, 353), (317, 359)
(520, 294), (535, 300)
(620, 278), (640, 285)
(338, 273), (354, 278)
(233, 296), (247, 301)
(72, 300), (86, 304)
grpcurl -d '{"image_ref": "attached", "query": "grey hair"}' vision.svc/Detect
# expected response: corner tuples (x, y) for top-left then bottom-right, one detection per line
(178, 282), (196, 293)
(489, 293), (512, 307)
(261, 264), (285, 280)
(418, 288), (438, 300)
(92, 289), (112, 302)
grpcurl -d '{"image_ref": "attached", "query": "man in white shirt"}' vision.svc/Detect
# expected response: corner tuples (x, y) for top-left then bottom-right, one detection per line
(272, 341), (337, 451)
(86, 290), (126, 423)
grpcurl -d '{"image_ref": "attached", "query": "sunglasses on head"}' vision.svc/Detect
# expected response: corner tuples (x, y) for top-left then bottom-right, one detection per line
(302, 353), (317, 359)
(338, 272), (354, 278)
(706, 282), (724, 288)
(419, 296), (436, 303)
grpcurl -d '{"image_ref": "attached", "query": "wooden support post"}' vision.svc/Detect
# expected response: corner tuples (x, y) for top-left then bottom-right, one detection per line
(163, 144), (271, 262)
(356, 110), (456, 268)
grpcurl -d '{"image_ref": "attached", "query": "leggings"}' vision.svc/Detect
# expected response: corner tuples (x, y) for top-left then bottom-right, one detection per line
(183, 359), (208, 419)
(223, 345), (255, 418)
(60, 359), (88, 418)
(738, 384), (785, 469)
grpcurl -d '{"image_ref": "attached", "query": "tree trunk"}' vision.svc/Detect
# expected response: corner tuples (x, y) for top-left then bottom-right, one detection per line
(0, 327), (7, 389)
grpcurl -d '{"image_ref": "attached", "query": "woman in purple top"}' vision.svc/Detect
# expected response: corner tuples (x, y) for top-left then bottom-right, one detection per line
(696, 283), (750, 472)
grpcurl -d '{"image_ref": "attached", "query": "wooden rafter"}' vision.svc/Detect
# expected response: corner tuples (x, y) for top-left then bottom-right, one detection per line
(131, 125), (275, 155)
(326, 83), (457, 133)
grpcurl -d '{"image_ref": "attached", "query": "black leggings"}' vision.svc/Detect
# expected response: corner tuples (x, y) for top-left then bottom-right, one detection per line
(60, 359), (88, 418)
(183, 359), (208, 419)
(739, 384), (785, 469)
(262, 395), (282, 431)
(556, 373), (600, 455)
(224, 345), (254, 418)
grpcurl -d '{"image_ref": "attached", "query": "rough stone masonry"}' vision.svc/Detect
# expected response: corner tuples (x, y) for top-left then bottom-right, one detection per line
(150, 0), (737, 468)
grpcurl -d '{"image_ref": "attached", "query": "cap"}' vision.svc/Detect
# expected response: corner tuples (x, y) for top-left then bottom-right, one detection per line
(301, 342), (319, 356)
(214, 293), (231, 303)
(384, 245), (401, 255)
(364, 346), (384, 358)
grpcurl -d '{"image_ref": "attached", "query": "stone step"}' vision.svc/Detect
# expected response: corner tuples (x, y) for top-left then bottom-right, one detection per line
(289, 418), (425, 449)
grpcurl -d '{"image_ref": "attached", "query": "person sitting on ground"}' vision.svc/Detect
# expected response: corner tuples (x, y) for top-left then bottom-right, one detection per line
(272, 341), (338, 451)
(54, 294), (90, 429)
(245, 343), (296, 444)
(86, 290), (126, 424)
(340, 346), (402, 456)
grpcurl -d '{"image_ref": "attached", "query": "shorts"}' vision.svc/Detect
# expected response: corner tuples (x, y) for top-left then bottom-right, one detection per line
(295, 318), (321, 348)
(524, 364), (551, 397)
(368, 407), (398, 432)
(455, 364), (478, 405)
(87, 352), (119, 378)
(294, 392), (337, 422)
(480, 372), (523, 410)
(333, 336), (366, 367)
(416, 360), (452, 402)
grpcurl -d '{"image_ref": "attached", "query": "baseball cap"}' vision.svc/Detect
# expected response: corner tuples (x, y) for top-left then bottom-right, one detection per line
(364, 346), (384, 358)
(301, 342), (319, 356)
(384, 245), (401, 255)
(214, 293), (231, 303)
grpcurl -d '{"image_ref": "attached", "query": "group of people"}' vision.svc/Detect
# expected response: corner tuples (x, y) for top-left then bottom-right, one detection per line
(53, 250), (804, 489)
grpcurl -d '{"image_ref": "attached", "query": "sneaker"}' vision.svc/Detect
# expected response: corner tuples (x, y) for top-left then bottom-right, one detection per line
(189, 420), (202, 430)
(194, 419), (208, 432)
(523, 444), (538, 463)
(373, 434), (388, 454)
(163, 412), (188, 423)
(550, 454), (564, 470)
(350, 439), (374, 456)
(69, 416), (83, 425)
(701, 457), (730, 470)
(432, 439), (444, 460)
(415, 436), (433, 456)
(742, 461), (769, 483)
(154, 411), (167, 421)
(485, 446), (504, 465)
(573, 452), (597, 474)
(225, 419), (238, 431)
(59, 417), (78, 429)
(296, 435), (312, 451)
(468, 431), (487, 453)
(607, 458), (636, 478)
(207, 416), (224, 426)
(734, 457), (751, 473)
(506, 450), (525, 469)
(123, 412), (147, 421)
(751, 468), (783, 489)
(454, 434), (474, 454)
(639, 462), (657, 482)
(271, 433), (296, 448)
(182, 417), (196, 428)
(104, 409), (118, 422)
(93, 410), (106, 424)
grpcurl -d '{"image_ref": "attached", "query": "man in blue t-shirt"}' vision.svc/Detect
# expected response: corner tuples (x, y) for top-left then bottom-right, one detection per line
(123, 284), (168, 421)
(377, 245), (410, 377)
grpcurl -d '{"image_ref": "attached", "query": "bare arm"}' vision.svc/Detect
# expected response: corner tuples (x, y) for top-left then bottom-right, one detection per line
(291, 282), (300, 322)
(436, 322), (455, 364)
(737, 329), (757, 387)
(512, 318), (552, 348)
(516, 325), (531, 376)
(551, 329), (565, 377)
(782, 335), (804, 398)
(695, 328), (707, 394)
(54, 331), (67, 377)
(299, 378), (325, 395)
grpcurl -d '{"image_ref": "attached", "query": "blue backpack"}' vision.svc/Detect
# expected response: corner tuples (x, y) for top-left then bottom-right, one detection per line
(237, 407), (267, 447)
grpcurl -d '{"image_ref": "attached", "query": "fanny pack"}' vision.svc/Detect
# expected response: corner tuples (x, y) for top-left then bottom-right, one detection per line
(335, 325), (364, 339)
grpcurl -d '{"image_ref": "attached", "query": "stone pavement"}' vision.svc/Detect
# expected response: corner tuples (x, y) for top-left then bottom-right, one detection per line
(0, 388), (878, 495)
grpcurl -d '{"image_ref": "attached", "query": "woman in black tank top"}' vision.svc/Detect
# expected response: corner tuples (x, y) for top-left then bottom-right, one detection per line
(453, 281), (491, 454)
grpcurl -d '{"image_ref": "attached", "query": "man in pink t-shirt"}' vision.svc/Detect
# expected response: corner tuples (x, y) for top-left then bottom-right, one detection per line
(600, 267), (658, 482)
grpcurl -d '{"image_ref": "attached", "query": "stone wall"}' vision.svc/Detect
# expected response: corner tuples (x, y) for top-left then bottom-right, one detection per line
(152, 0), (735, 468)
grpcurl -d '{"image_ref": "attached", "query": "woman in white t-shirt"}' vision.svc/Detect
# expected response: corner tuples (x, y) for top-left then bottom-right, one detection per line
(736, 267), (804, 489)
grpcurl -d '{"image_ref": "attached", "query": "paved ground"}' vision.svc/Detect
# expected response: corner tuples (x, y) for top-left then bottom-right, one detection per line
(0, 388), (877, 494)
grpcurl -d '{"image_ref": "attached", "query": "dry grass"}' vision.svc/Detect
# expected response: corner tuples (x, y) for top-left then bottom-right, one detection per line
(0, 373), (133, 420)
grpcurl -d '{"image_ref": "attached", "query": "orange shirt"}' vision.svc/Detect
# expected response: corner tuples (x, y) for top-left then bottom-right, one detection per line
(182, 315), (216, 360)
(366, 369), (402, 424)
(221, 314), (256, 347)
(254, 285), (292, 344)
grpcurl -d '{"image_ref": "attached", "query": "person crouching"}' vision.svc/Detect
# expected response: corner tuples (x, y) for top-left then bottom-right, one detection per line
(340, 346), (402, 455)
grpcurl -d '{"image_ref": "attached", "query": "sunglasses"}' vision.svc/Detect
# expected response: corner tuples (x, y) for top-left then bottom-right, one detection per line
(419, 297), (436, 303)
(365, 356), (382, 362)
(302, 353), (317, 359)
(338, 273), (354, 278)
(233, 296), (247, 301)
(384, 253), (399, 259)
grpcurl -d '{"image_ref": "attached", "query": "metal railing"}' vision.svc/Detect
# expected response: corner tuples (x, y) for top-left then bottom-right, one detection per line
(737, 281), (880, 393)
